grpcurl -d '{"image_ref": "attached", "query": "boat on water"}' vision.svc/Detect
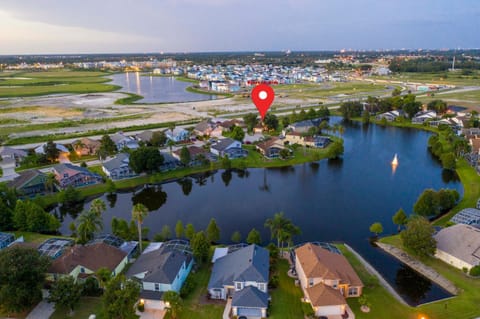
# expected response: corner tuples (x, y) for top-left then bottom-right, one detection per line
(391, 154), (398, 166)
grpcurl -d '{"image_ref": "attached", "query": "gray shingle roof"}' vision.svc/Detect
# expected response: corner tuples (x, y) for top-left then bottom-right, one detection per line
(208, 244), (269, 289)
(7, 170), (45, 189)
(0, 146), (27, 158)
(103, 153), (130, 172)
(53, 163), (93, 175)
(211, 138), (236, 152)
(232, 286), (269, 308)
(127, 246), (192, 284)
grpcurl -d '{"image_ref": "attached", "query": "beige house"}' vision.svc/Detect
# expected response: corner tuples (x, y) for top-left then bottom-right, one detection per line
(295, 243), (363, 318)
(73, 138), (101, 156)
(48, 242), (128, 282)
(434, 224), (480, 271)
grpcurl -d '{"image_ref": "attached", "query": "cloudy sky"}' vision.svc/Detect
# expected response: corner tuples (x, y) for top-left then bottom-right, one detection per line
(0, 0), (478, 54)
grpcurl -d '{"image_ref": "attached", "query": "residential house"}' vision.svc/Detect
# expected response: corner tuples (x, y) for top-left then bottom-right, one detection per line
(135, 131), (154, 144)
(434, 224), (480, 271)
(256, 137), (287, 159)
(412, 110), (437, 124)
(253, 124), (264, 134)
(193, 120), (214, 137)
(210, 126), (224, 138)
(173, 146), (213, 165)
(294, 243), (363, 318)
(53, 163), (103, 188)
(208, 244), (269, 318)
(210, 138), (244, 158)
(0, 232), (14, 250)
(88, 234), (138, 262)
(127, 243), (194, 311)
(450, 208), (480, 228)
(159, 151), (181, 171)
(166, 128), (190, 143)
(48, 242), (128, 282)
(34, 142), (69, 155)
(110, 132), (140, 150)
(8, 170), (47, 196)
(287, 120), (317, 134)
(375, 110), (403, 122)
(284, 132), (331, 148)
(0, 146), (27, 167)
(72, 138), (101, 156)
(102, 153), (138, 180)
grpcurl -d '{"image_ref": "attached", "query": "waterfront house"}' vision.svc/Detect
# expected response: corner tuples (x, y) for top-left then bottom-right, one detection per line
(159, 151), (181, 171)
(304, 136), (331, 148)
(256, 137), (287, 159)
(173, 146), (211, 166)
(0, 146), (27, 167)
(135, 131), (154, 144)
(110, 132), (139, 151)
(375, 110), (403, 122)
(53, 163), (103, 188)
(294, 243), (362, 318)
(208, 244), (269, 318)
(7, 170), (48, 196)
(287, 120), (317, 134)
(72, 138), (101, 156)
(48, 242), (128, 282)
(88, 234), (138, 263)
(126, 242), (194, 311)
(434, 224), (480, 271)
(412, 110), (437, 124)
(102, 153), (138, 180)
(166, 127), (190, 143)
(450, 208), (480, 228)
(210, 138), (244, 157)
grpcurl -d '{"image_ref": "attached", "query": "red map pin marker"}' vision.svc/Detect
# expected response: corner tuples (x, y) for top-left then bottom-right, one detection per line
(251, 84), (274, 120)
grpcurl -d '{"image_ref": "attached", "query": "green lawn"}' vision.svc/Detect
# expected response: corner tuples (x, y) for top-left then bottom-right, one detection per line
(269, 259), (304, 319)
(274, 82), (388, 100)
(50, 297), (104, 319)
(167, 265), (224, 319)
(371, 71), (480, 86)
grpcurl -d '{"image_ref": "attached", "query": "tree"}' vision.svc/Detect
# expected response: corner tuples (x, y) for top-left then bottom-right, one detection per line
(44, 141), (60, 163)
(45, 172), (57, 193)
(185, 223), (195, 240)
(221, 156), (231, 170)
(264, 113), (279, 130)
(95, 267), (112, 289)
(163, 291), (182, 319)
(392, 87), (402, 96)
(59, 186), (82, 206)
(132, 203), (149, 252)
(246, 228), (262, 245)
(151, 131), (167, 147)
(102, 275), (140, 319)
(179, 146), (191, 166)
(99, 135), (117, 158)
(229, 126), (245, 141)
(77, 209), (103, 244)
(129, 147), (164, 173)
(264, 212), (301, 249)
(206, 218), (221, 243)
(279, 148), (290, 159)
(0, 247), (50, 313)
(90, 198), (106, 216)
(243, 113), (258, 132)
(175, 220), (184, 238)
(339, 101), (363, 120)
(402, 94), (421, 118)
(191, 231), (210, 263)
(48, 276), (82, 314)
(400, 217), (436, 257)
(413, 189), (438, 216)
(106, 179), (116, 195)
(160, 225), (172, 240)
(231, 231), (242, 243)
(13, 200), (60, 233)
(328, 141), (344, 159)
(427, 100), (448, 114)
(437, 189), (459, 212)
(440, 152), (456, 170)
(392, 208), (408, 231)
(369, 222), (383, 236)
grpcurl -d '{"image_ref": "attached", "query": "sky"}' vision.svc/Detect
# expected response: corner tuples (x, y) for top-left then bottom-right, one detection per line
(0, 0), (478, 54)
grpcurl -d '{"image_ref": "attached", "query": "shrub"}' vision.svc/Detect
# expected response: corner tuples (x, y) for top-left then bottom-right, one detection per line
(469, 265), (480, 277)
(180, 275), (196, 298)
(137, 303), (144, 312)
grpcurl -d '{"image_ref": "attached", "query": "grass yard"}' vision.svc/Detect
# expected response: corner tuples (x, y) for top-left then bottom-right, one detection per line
(50, 297), (104, 319)
(372, 71), (480, 86)
(274, 82), (388, 100)
(269, 259), (304, 319)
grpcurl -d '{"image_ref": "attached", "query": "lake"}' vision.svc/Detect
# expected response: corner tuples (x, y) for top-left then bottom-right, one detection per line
(57, 118), (462, 305)
(109, 72), (217, 103)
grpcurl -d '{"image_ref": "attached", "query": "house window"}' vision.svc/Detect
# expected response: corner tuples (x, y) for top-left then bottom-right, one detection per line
(154, 283), (160, 291)
(348, 287), (358, 296)
(80, 267), (85, 273)
(235, 282), (243, 290)
(308, 278), (314, 287)
(258, 283), (266, 292)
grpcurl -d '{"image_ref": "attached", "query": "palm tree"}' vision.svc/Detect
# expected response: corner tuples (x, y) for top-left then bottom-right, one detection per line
(132, 203), (149, 252)
(44, 172), (57, 193)
(77, 210), (103, 244)
(90, 198), (106, 216)
(264, 211), (301, 249)
(73, 139), (86, 156)
(338, 125), (345, 137)
(167, 139), (175, 154)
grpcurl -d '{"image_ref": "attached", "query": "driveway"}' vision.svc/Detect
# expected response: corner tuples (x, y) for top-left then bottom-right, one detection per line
(223, 298), (232, 319)
(25, 300), (55, 319)
(137, 309), (166, 319)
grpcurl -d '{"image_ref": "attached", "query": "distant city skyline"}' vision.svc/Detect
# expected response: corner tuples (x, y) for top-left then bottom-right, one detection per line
(0, 0), (478, 55)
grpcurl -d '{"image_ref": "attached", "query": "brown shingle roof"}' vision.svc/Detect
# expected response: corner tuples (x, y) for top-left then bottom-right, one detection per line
(306, 283), (346, 307)
(49, 242), (127, 275)
(256, 137), (285, 152)
(295, 243), (363, 287)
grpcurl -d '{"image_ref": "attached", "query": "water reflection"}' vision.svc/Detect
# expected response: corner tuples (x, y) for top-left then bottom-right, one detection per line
(309, 162), (320, 173)
(221, 170), (233, 187)
(395, 264), (432, 305)
(106, 193), (117, 208)
(131, 185), (167, 211)
(235, 169), (250, 179)
(178, 178), (193, 196)
(259, 169), (270, 192)
(58, 201), (85, 219)
(442, 169), (459, 183)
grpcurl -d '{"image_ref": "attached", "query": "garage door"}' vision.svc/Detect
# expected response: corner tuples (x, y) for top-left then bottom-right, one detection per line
(237, 307), (262, 317)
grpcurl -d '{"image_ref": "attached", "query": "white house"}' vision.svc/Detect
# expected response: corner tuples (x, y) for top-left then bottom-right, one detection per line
(210, 138), (242, 157)
(102, 153), (138, 180)
(110, 133), (139, 150)
(165, 128), (190, 143)
(434, 224), (480, 271)
(412, 110), (437, 124)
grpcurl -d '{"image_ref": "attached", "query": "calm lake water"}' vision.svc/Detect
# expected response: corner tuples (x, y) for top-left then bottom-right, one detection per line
(110, 72), (217, 103)
(57, 118), (462, 305)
